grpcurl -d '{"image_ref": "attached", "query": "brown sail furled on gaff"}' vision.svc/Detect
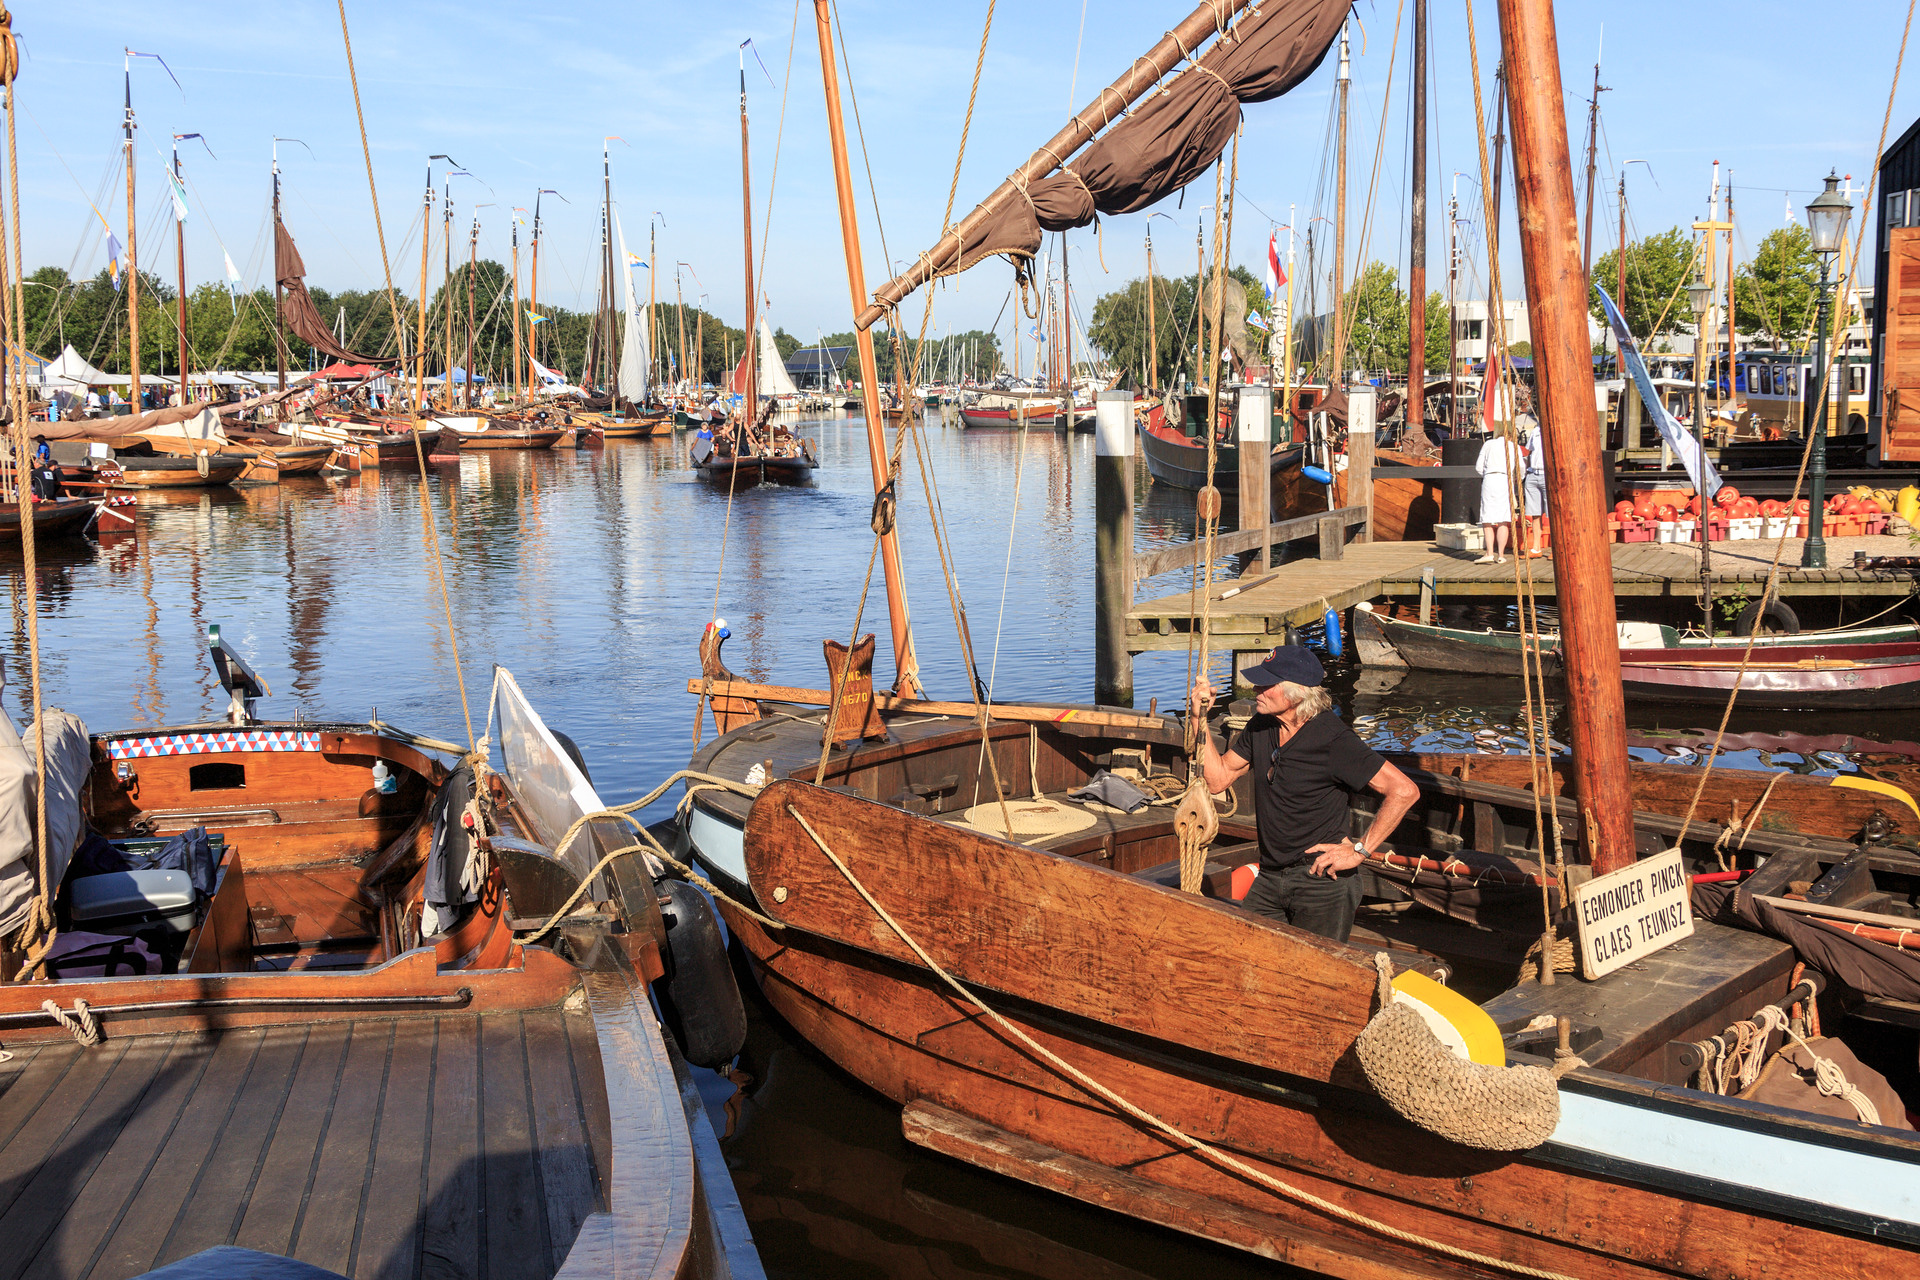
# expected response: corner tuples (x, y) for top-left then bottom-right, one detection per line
(275, 220), (392, 364)
(863, 0), (1348, 320)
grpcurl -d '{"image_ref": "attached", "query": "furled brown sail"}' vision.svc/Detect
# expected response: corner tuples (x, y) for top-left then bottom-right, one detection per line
(859, 0), (1348, 325)
(275, 220), (392, 364)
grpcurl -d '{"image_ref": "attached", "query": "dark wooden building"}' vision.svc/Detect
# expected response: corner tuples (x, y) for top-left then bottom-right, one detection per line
(1872, 113), (1920, 462)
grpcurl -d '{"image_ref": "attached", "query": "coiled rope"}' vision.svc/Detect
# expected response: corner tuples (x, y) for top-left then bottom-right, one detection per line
(41, 998), (101, 1047)
(783, 803), (1576, 1280)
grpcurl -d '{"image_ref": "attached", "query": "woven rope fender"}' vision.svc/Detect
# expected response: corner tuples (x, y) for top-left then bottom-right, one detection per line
(1354, 955), (1562, 1151)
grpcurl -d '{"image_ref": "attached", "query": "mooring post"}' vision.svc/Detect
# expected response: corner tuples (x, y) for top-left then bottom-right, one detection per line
(1348, 384), (1376, 542)
(1094, 390), (1136, 706)
(1236, 384), (1272, 570)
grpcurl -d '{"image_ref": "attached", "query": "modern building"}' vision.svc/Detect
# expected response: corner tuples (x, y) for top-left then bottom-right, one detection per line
(1450, 299), (1531, 366)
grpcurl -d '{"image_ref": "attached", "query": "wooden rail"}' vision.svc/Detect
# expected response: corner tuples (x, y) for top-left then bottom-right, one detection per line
(1130, 505), (1371, 583)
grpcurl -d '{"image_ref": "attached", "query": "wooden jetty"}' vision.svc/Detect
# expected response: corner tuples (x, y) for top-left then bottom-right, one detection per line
(1117, 529), (1920, 691)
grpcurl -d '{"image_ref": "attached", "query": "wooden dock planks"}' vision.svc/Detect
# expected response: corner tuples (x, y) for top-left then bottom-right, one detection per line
(1127, 536), (1920, 654)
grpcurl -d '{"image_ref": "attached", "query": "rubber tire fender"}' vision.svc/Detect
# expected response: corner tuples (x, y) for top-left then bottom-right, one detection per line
(653, 879), (748, 1069)
(1732, 599), (1800, 637)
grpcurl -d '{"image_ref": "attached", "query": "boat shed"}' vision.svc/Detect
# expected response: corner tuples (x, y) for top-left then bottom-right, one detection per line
(1871, 113), (1920, 462)
(785, 345), (851, 391)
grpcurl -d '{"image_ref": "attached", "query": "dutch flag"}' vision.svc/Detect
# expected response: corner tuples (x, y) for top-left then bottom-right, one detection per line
(1264, 230), (1286, 303)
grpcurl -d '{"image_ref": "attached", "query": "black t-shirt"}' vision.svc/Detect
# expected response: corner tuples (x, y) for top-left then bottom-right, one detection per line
(1230, 710), (1386, 870)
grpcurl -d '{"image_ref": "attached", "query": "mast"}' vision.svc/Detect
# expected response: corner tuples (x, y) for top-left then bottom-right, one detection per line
(813, 0), (920, 693)
(1063, 234), (1074, 414)
(173, 136), (187, 407)
(272, 142), (288, 395)
(1725, 175), (1737, 410)
(415, 166), (430, 419)
(123, 60), (141, 406)
(1145, 225), (1158, 392)
(1580, 54), (1605, 276)
(676, 267), (689, 395)
(1497, 0), (1635, 874)
(1447, 181), (1459, 422)
(649, 220), (659, 391)
(1408, 0), (1427, 406)
(1331, 23), (1350, 381)
(1490, 70), (1508, 243)
(441, 175), (454, 411)
(1616, 171), (1627, 336)
(600, 140), (614, 392)
(465, 211), (479, 410)
(530, 189), (546, 392)
(511, 213), (522, 402)
(739, 46), (758, 435)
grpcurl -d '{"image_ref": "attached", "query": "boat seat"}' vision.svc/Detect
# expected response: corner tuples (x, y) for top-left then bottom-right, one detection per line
(133, 1247), (349, 1280)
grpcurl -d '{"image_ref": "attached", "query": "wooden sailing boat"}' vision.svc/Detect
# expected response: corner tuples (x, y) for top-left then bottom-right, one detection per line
(680, 2), (1920, 1275)
(0, 631), (759, 1279)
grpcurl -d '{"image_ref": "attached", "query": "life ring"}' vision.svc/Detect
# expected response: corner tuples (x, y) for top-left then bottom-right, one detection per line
(1732, 599), (1799, 637)
(654, 879), (748, 1068)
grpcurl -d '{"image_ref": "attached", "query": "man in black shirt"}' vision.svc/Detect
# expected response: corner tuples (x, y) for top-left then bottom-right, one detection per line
(1189, 645), (1419, 942)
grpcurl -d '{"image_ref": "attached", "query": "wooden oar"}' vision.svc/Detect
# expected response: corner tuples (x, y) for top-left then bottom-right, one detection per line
(682, 678), (1168, 730)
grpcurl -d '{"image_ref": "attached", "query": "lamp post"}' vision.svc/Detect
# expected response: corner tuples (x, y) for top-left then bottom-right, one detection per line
(1801, 170), (1853, 569)
(1687, 272), (1715, 633)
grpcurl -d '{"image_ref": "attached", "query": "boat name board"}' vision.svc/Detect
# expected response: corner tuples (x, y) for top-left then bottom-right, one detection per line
(1572, 847), (1694, 979)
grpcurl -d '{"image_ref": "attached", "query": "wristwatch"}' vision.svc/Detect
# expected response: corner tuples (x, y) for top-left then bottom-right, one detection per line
(1352, 840), (1369, 857)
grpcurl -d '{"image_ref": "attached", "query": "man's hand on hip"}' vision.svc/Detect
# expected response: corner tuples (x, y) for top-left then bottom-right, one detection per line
(1306, 842), (1365, 876)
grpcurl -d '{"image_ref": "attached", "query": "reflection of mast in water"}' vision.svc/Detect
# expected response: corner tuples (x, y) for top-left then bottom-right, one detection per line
(188, 495), (212, 718)
(139, 520), (164, 726)
(283, 498), (330, 701)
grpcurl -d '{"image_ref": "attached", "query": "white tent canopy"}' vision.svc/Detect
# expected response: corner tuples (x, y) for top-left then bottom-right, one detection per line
(38, 345), (116, 391)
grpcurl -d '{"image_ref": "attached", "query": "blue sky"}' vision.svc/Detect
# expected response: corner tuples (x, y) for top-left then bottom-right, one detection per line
(14, 1), (1919, 353)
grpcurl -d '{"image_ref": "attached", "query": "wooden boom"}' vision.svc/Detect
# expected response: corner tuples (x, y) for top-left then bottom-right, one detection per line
(684, 678), (1167, 730)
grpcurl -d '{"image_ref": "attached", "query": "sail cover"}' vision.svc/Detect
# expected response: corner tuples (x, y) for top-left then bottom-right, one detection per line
(274, 220), (393, 365)
(615, 212), (649, 402)
(758, 317), (798, 397)
(889, 0), (1347, 292)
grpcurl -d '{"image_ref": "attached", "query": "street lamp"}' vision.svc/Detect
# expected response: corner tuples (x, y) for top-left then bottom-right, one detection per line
(1801, 170), (1853, 568)
(1687, 272), (1715, 633)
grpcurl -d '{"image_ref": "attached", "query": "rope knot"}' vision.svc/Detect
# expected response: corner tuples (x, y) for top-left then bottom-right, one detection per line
(42, 998), (101, 1047)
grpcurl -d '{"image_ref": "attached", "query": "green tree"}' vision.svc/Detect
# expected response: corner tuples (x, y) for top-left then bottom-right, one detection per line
(1088, 274), (1194, 388)
(1733, 224), (1819, 346)
(1422, 290), (1449, 376)
(1344, 261), (1406, 373)
(1588, 226), (1696, 341)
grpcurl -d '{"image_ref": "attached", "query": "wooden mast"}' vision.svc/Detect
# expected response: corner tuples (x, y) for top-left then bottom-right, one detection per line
(272, 143), (287, 396)
(1497, 0), (1635, 874)
(173, 137), (187, 408)
(511, 214), (522, 403)
(441, 177), (454, 411)
(1580, 55), (1605, 278)
(1062, 234), (1074, 421)
(1331, 23), (1350, 381)
(1408, 0), (1427, 408)
(648, 220), (659, 392)
(675, 268), (689, 396)
(123, 63), (141, 407)
(530, 190), (547, 393)
(738, 45), (758, 442)
(415, 168), (429, 420)
(813, 0), (920, 693)
(1145, 226), (1158, 392)
(465, 212), (479, 410)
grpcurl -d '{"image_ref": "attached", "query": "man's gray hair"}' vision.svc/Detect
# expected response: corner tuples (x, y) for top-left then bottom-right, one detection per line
(1277, 681), (1333, 719)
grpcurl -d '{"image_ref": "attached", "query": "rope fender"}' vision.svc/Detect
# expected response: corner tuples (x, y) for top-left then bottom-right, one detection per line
(1354, 954), (1574, 1151)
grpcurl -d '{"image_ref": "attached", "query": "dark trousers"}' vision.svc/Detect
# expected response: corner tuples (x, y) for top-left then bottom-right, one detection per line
(1241, 861), (1362, 943)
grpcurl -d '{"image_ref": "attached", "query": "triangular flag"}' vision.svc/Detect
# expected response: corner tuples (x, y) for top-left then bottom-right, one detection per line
(167, 170), (190, 223)
(222, 250), (241, 315)
(105, 232), (124, 291)
(526, 308), (547, 326)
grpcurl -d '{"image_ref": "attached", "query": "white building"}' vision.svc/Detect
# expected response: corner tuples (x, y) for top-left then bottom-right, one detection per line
(1451, 299), (1531, 366)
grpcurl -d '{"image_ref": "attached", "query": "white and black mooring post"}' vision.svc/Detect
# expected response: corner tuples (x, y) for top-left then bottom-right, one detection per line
(1094, 390), (1135, 706)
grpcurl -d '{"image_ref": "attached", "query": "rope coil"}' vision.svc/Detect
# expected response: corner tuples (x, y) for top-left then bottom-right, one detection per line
(42, 998), (101, 1047)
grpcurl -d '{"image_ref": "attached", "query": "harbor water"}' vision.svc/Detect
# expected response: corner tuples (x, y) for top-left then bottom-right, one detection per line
(13, 411), (1911, 1277)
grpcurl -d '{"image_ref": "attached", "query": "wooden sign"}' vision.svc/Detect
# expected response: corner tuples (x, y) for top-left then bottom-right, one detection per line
(698, 620), (763, 735)
(1572, 847), (1694, 980)
(822, 634), (884, 749)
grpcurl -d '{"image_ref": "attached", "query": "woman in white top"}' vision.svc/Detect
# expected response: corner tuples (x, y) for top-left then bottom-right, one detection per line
(1473, 424), (1522, 563)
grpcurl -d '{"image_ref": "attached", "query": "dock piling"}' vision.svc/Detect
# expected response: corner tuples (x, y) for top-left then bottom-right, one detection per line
(1348, 385), (1376, 542)
(1094, 390), (1135, 705)
(1236, 386), (1272, 570)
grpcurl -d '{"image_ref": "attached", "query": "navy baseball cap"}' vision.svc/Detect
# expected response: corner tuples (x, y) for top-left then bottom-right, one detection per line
(1242, 644), (1324, 689)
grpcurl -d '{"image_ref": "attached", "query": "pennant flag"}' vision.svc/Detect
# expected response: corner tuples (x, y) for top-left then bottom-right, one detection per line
(167, 170), (191, 223)
(105, 232), (124, 291)
(525, 308), (548, 326)
(529, 355), (566, 386)
(627, 253), (646, 270)
(1264, 230), (1286, 301)
(1247, 310), (1270, 332)
(222, 250), (241, 315)
(1596, 284), (1721, 498)
(1029, 324), (1046, 345)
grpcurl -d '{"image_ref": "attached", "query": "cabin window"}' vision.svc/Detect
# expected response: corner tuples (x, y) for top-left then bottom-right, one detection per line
(1849, 365), (1868, 394)
(188, 762), (246, 791)
(1891, 191), (1908, 228)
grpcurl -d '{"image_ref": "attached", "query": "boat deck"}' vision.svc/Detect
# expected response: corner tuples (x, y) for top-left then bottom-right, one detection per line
(0, 1009), (606, 1280)
(1127, 535), (1920, 655)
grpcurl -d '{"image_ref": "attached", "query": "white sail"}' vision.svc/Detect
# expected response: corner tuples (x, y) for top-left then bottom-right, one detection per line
(757, 316), (798, 398)
(615, 212), (649, 403)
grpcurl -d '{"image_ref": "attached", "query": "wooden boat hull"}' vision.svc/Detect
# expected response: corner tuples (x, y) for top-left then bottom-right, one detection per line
(959, 402), (1060, 429)
(105, 456), (251, 488)
(1140, 418), (1307, 494)
(1274, 448), (1444, 542)
(0, 498), (98, 539)
(705, 778), (1920, 1280)
(601, 415), (674, 438)
(758, 457), (816, 485)
(454, 428), (566, 450)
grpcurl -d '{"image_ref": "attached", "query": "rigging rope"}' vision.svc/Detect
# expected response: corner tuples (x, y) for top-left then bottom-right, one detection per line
(784, 803), (1576, 1280)
(338, 0), (474, 752)
(1675, 0), (1915, 847)
(0, 19), (55, 972)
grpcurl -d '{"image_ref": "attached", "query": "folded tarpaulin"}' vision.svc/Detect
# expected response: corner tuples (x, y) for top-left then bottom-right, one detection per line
(276, 220), (393, 366)
(0, 709), (92, 936)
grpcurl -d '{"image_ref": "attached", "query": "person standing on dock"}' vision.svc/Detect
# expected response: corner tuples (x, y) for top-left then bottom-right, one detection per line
(1188, 647), (1420, 943)
(1519, 388), (1549, 557)
(1474, 421), (1521, 563)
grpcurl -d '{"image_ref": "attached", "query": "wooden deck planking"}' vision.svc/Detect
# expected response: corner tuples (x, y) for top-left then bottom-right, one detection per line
(290, 1021), (395, 1275)
(481, 1012), (553, 1280)
(1127, 534), (1920, 654)
(232, 1023), (355, 1258)
(524, 1009), (600, 1273)
(352, 1019), (439, 1280)
(418, 1016), (482, 1280)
